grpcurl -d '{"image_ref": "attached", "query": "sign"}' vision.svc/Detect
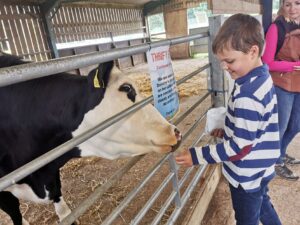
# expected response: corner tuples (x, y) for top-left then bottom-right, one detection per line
(146, 45), (179, 120)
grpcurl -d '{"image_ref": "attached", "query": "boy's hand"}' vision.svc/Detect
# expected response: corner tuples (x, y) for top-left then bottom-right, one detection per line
(210, 128), (224, 138)
(294, 66), (300, 71)
(175, 149), (193, 167)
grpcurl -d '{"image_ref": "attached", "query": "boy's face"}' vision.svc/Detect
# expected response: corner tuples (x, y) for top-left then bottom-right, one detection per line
(216, 46), (261, 80)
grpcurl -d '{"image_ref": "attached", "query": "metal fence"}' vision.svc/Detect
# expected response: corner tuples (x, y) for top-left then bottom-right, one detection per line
(0, 28), (222, 224)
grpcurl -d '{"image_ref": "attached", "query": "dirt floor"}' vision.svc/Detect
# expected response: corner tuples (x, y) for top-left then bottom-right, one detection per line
(1, 57), (300, 225)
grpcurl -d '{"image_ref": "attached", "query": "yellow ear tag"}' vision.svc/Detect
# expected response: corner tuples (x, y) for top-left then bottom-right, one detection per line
(93, 69), (101, 88)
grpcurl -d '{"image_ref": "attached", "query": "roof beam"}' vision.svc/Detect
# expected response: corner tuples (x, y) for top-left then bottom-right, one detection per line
(40, 0), (61, 58)
(143, 0), (170, 15)
(41, 0), (61, 15)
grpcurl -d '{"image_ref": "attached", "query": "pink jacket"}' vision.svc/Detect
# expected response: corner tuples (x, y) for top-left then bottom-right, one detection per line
(262, 23), (300, 92)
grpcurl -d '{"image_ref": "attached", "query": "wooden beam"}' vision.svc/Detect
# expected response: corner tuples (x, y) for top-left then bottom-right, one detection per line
(61, 1), (142, 9)
(143, 0), (170, 15)
(183, 164), (222, 225)
(41, 0), (61, 14)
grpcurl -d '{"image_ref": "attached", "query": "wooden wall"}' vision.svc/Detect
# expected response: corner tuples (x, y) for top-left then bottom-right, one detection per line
(0, 4), (51, 61)
(0, 2), (147, 69)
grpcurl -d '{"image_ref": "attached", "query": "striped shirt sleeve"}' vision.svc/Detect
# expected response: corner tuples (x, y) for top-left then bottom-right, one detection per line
(190, 96), (263, 164)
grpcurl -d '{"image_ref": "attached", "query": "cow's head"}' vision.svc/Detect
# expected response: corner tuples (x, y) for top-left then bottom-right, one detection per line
(73, 61), (181, 159)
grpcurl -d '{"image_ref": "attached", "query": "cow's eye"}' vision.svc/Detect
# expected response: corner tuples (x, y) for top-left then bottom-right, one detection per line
(119, 83), (136, 103)
(120, 83), (132, 93)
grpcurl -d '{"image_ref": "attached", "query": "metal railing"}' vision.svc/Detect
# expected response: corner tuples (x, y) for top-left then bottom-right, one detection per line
(0, 31), (213, 225)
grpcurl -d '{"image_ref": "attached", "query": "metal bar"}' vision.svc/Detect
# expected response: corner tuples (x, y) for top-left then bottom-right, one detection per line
(177, 64), (210, 86)
(0, 33), (208, 87)
(64, 119), (210, 225)
(166, 164), (208, 225)
(0, 61), (210, 191)
(60, 100), (212, 225)
(59, 155), (144, 225)
(131, 173), (174, 225)
(0, 95), (153, 191)
(41, 1), (60, 58)
(165, 115), (213, 225)
(106, 101), (207, 224)
(171, 91), (210, 125)
(151, 167), (194, 225)
(101, 155), (171, 225)
(168, 154), (181, 207)
(181, 110), (208, 143)
(151, 124), (210, 225)
(101, 94), (211, 224)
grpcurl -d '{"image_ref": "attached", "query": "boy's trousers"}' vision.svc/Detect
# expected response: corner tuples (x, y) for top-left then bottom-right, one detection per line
(229, 180), (282, 225)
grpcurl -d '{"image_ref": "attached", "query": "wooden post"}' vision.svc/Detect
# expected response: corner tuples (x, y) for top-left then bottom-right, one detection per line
(163, 1), (189, 59)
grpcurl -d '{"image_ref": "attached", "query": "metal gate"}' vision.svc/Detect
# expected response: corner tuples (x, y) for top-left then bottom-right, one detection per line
(0, 15), (226, 225)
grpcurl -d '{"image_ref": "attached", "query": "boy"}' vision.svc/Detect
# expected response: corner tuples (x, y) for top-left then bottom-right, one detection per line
(175, 14), (282, 225)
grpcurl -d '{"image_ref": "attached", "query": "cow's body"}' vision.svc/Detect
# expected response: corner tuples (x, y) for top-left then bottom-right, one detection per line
(0, 53), (181, 225)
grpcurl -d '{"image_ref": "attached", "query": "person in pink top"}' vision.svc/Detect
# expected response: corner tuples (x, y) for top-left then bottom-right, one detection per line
(262, 0), (300, 180)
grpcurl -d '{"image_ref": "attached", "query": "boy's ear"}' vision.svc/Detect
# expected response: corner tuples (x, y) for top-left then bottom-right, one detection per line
(249, 45), (260, 58)
(88, 61), (114, 89)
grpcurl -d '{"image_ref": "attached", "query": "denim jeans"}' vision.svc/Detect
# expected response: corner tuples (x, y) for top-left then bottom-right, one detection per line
(229, 180), (281, 225)
(275, 86), (300, 164)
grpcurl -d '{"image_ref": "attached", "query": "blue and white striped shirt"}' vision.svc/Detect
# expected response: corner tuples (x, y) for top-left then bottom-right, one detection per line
(190, 64), (280, 192)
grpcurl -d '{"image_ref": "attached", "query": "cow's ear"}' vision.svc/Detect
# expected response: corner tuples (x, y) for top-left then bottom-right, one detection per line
(88, 61), (114, 89)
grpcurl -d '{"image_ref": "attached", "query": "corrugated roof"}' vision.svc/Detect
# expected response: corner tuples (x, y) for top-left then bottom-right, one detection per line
(11, 0), (157, 6)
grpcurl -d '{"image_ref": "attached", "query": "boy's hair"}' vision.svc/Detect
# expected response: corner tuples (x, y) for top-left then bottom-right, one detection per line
(212, 14), (264, 56)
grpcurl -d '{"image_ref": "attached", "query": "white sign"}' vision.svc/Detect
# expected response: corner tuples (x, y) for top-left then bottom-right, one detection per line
(146, 45), (179, 120)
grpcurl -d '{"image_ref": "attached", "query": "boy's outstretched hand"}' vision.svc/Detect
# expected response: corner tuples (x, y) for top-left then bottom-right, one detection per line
(175, 149), (193, 167)
(210, 128), (224, 138)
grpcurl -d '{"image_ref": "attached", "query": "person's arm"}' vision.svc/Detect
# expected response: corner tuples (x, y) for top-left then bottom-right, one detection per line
(188, 97), (262, 165)
(262, 24), (300, 72)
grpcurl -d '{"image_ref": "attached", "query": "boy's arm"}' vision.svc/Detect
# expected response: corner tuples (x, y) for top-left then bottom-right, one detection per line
(188, 97), (263, 164)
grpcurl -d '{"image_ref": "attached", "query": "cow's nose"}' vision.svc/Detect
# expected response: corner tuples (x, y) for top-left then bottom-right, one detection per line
(172, 128), (182, 152)
(174, 128), (181, 141)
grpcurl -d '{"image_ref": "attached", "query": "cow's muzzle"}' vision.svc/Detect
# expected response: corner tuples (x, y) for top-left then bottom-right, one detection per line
(171, 128), (182, 152)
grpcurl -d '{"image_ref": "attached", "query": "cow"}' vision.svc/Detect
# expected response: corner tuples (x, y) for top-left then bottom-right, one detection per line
(0, 53), (181, 225)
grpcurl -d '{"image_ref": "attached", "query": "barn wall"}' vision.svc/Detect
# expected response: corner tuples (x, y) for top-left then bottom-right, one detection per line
(208, 0), (261, 14)
(52, 5), (145, 45)
(0, 4), (51, 61)
(51, 5), (148, 69)
(164, 8), (189, 59)
(0, 2), (147, 69)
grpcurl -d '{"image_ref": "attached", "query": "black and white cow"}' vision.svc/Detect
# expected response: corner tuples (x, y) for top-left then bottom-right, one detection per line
(0, 53), (181, 225)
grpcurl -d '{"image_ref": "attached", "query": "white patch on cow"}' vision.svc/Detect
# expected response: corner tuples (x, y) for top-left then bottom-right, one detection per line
(5, 184), (50, 204)
(54, 196), (72, 221)
(22, 218), (30, 225)
(73, 67), (179, 159)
